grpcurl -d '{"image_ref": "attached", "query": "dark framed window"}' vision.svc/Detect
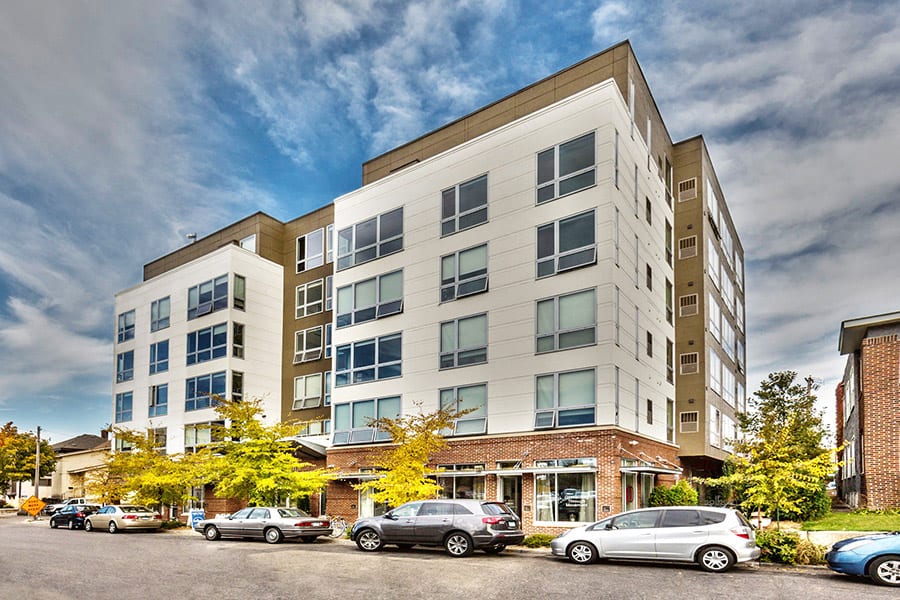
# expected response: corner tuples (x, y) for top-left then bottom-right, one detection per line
(441, 244), (487, 302)
(337, 207), (403, 270)
(186, 323), (227, 365)
(187, 275), (228, 320)
(537, 132), (596, 203)
(537, 210), (596, 278)
(335, 333), (402, 386)
(440, 314), (487, 369)
(336, 270), (403, 327)
(535, 369), (595, 429)
(117, 310), (135, 342)
(442, 174), (487, 235)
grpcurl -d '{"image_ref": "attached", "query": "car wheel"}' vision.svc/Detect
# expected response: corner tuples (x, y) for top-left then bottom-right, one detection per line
(68, 520), (77, 530)
(567, 541), (597, 564)
(204, 525), (220, 541)
(697, 546), (735, 573)
(264, 527), (283, 544)
(50, 520), (58, 529)
(84, 520), (93, 532)
(869, 555), (900, 587)
(108, 521), (118, 534)
(444, 532), (474, 557)
(483, 544), (506, 554)
(355, 529), (384, 552)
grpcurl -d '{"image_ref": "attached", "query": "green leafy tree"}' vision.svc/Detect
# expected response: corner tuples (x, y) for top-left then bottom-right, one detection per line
(354, 402), (473, 507)
(648, 480), (699, 507)
(203, 397), (333, 506)
(0, 422), (57, 491)
(705, 371), (840, 525)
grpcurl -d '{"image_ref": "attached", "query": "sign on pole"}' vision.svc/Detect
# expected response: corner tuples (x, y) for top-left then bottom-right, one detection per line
(21, 495), (46, 517)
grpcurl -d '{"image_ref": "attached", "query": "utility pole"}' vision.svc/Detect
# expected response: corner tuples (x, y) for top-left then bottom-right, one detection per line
(34, 426), (41, 516)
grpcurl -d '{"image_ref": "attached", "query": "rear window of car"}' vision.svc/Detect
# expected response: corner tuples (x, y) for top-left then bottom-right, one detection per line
(480, 502), (513, 515)
(121, 506), (151, 513)
(277, 508), (310, 518)
(699, 510), (727, 524)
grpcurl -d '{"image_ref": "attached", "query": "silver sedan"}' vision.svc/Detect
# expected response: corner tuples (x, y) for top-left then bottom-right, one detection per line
(194, 507), (331, 544)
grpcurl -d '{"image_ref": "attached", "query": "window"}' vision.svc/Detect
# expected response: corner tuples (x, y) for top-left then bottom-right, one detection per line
(666, 399), (675, 442)
(293, 373), (323, 410)
(536, 210), (596, 278)
(232, 323), (244, 358)
(709, 351), (722, 395)
(117, 310), (135, 342)
(151, 428), (167, 452)
(737, 339), (745, 371)
(232, 371), (243, 402)
(534, 470), (596, 523)
(149, 340), (168, 374)
(679, 294), (698, 316)
(665, 220), (672, 266)
(233, 275), (245, 310)
(666, 339), (674, 383)
(646, 331), (653, 358)
(441, 244), (488, 301)
(634, 235), (640, 288)
(634, 166), (639, 215)
(735, 255), (744, 290)
(680, 411), (699, 433)
(678, 236), (697, 259)
(708, 294), (721, 342)
(614, 208), (620, 266)
(337, 207), (403, 270)
(332, 396), (401, 445)
(722, 367), (735, 406)
(335, 333), (401, 386)
(645, 197), (652, 225)
(293, 326), (323, 364)
(186, 323), (227, 365)
(440, 314), (487, 369)
(536, 289), (596, 353)
(440, 384), (487, 435)
(680, 353), (698, 375)
(325, 275), (333, 311)
(116, 350), (134, 382)
(185, 371), (226, 411)
(239, 234), (256, 252)
(736, 301), (745, 333)
(535, 369), (595, 429)
(709, 407), (722, 448)
(537, 132), (595, 203)
(665, 279), (673, 324)
(645, 264), (653, 291)
(184, 421), (224, 453)
(721, 272), (734, 315)
(188, 275), (228, 320)
(326, 224), (334, 263)
(722, 320), (735, 361)
(324, 371), (332, 406)
(150, 298), (170, 332)
(115, 392), (132, 423)
(325, 323), (332, 359)
(635, 306), (640, 358)
(614, 130), (620, 188)
(614, 286), (620, 345)
(149, 384), (168, 417)
(442, 174), (488, 235)
(737, 381), (746, 414)
(296, 228), (324, 272)
(296, 279), (324, 319)
(646, 398), (653, 425)
(708, 239), (720, 288)
(438, 475), (485, 500)
(336, 270), (403, 327)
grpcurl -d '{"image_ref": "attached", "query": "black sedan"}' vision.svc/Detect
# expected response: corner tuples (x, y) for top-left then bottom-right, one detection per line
(49, 504), (102, 530)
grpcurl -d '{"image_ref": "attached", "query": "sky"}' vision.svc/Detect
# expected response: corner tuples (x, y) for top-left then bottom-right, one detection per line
(1, 0), (899, 444)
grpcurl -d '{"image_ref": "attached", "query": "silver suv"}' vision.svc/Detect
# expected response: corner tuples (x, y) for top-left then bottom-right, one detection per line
(550, 506), (759, 572)
(351, 499), (525, 557)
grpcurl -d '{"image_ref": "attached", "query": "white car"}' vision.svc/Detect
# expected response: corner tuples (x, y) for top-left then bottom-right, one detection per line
(43, 497), (89, 515)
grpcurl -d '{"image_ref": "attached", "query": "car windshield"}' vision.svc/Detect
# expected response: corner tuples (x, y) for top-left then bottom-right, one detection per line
(121, 506), (151, 513)
(276, 508), (310, 518)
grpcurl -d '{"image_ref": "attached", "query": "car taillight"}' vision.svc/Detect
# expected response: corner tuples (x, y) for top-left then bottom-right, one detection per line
(122, 514), (138, 520)
(153, 514), (162, 520)
(75, 512), (85, 517)
(730, 526), (750, 539)
(482, 516), (503, 525)
(295, 520), (313, 527)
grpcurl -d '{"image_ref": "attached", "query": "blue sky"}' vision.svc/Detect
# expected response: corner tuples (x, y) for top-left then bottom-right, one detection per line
(1, 0), (899, 444)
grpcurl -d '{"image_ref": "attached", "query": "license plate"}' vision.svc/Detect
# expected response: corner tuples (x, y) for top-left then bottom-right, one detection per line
(141, 516), (151, 520)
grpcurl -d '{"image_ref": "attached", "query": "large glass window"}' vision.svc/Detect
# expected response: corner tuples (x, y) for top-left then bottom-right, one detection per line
(185, 371), (226, 411)
(440, 314), (487, 369)
(296, 279), (324, 319)
(535, 369), (595, 429)
(332, 396), (401, 445)
(116, 350), (134, 383)
(335, 333), (401, 386)
(184, 420), (224, 453)
(293, 326), (323, 364)
(536, 210), (596, 278)
(440, 384), (487, 435)
(441, 244), (488, 302)
(149, 384), (168, 417)
(442, 174), (488, 235)
(534, 471), (596, 523)
(115, 391), (133, 423)
(536, 132), (595, 203)
(117, 310), (135, 342)
(187, 275), (228, 320)
(438, 475), (486, 500)
(296, 228), (324, 272)
(150, 297), (170, 332)
(336, 270), (403, 327)
(536, 289), (596, 353)
(234, 275), (246, 310)
(293, 373), (323, 410)
(186, 323), (227, 365)
(337, 207), (403, 270)
(709, 350), (722, 395)
(232, 323), (244, 359)
(149, 340), (169, 374)
(231, 371), (243, 402)
(708, 293), (721, 342)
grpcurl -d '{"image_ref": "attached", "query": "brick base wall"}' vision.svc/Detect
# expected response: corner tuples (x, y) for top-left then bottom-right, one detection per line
(860, 334), (900, 509)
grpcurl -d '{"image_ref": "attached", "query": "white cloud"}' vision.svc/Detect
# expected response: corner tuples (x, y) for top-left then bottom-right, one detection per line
(591, 1), (632, 44)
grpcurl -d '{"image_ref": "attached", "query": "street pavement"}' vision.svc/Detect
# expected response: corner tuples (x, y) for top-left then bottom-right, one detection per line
(0, 516), (894, 600)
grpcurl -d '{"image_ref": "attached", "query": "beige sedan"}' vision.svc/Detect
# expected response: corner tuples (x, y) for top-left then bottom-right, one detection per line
(84, 505), (163, 533)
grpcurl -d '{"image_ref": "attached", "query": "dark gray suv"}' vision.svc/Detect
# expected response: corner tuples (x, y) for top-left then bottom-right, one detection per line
(350, 499), (525, 557)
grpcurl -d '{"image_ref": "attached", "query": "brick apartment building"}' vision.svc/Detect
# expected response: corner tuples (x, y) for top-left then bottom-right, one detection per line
(837, 311), (900, 509)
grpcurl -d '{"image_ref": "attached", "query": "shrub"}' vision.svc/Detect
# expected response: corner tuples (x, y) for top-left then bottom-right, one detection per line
(648, 480), (698, 507)
(756, 530), (799, 564)
(794, 539), (827, 565)
(521, 533), (555, 548)
(778, 486), (831, 522)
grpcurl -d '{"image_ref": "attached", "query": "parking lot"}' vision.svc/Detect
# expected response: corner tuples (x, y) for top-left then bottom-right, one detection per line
(0, 517), (894, 600)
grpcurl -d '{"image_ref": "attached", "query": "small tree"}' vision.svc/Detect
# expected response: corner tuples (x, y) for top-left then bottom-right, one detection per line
(354, 402), (472, 507)
(0, 422), (57, 491)
(203, 397), (333, 506)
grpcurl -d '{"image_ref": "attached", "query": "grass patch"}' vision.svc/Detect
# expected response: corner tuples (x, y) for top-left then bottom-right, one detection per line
(802, 510), (900, 531)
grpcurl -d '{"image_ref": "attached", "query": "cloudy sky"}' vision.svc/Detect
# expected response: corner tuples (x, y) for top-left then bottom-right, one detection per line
(1, 0), (898, 443)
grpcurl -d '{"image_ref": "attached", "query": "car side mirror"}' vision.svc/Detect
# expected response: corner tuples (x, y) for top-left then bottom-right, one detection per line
(384, 512), (397, 520)
(605, 522), (615, 530)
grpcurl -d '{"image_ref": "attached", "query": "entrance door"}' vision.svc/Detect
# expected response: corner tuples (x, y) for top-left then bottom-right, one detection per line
(498, 476), (522, 518)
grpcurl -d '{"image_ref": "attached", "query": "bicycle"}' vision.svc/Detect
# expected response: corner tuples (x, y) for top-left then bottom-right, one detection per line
(326, 515), (348, 538)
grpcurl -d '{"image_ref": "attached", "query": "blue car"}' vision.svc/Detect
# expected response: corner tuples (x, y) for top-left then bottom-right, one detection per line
(826, 531), (900, 587)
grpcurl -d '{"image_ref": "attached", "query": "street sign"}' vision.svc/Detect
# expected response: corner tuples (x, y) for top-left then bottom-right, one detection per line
(21, 496), (46, 516)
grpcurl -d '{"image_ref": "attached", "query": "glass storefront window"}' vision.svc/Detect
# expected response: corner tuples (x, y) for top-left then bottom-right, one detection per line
(437, 475), (485, 500)
(534, 471), (596, 523)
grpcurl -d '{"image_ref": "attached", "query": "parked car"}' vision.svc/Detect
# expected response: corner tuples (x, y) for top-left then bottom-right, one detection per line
(43, 497), (90, 515)
(84, 505), (162, 533)
(826, 531), (900, 587)
(49, 504), (102, 530)
(194, 507), (331, 544)
(350, 499), (525, 557)
(550, 506), (759, 572)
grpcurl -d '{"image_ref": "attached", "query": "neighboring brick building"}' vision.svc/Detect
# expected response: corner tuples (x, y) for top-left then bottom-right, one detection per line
(837, 312), (900, 509)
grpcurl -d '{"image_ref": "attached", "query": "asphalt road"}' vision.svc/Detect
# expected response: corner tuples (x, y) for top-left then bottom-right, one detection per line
(0, 517), (894, 600)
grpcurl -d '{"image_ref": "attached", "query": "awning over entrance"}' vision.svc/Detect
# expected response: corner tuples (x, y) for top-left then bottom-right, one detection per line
(620, 465), (682, 475)
(335, 472), (379, 481)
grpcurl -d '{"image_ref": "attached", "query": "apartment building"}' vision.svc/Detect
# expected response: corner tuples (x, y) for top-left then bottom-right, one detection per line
(671, 138), (746, 482)
(837, 312), (900, 509)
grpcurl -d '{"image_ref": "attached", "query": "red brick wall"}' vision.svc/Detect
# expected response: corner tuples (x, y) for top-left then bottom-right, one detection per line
(834, 382), (844, 494)
(860, 334), (900, 509)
